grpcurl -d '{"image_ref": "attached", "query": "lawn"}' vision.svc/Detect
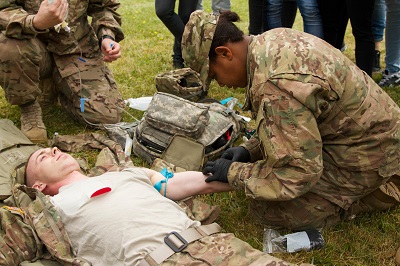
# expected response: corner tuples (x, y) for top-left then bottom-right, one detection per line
(1, 0), (399, 265)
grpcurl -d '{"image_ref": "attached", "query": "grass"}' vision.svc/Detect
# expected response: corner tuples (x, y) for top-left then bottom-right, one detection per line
(1, 0), (400, 265)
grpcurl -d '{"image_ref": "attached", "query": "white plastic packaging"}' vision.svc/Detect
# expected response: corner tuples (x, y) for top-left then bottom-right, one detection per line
(124, 136), (133, 157)
(263, 228), (324, 253)
(125, 97), (153, 111)
(226, 97), (238, 110)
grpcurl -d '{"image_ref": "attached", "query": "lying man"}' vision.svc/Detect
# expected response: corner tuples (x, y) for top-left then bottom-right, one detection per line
(25, 146), (308, 266)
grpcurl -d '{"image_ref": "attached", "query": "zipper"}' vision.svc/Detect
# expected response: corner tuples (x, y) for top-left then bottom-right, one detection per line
(137, 136), (166, 154)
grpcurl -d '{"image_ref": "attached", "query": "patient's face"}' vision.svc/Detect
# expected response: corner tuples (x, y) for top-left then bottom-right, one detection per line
(26, 147), (80, 187)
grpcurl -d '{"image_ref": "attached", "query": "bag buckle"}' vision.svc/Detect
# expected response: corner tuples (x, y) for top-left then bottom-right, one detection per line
(164, 231), (188, 252)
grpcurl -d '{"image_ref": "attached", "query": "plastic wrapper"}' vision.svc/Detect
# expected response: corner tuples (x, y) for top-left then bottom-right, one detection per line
(263, 228), (324, 253)
(125, 97), (153, 111)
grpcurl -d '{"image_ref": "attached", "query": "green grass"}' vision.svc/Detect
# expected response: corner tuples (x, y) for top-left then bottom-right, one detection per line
(1, 0), (400, 265)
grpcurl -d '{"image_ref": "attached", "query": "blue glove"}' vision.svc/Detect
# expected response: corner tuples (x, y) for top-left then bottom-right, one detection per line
(221, 146), (250, 162)
(203, 158), (232, 183)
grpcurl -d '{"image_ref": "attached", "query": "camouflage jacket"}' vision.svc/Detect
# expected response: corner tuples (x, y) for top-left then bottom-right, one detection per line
(228, 29), (400, 209)
(0, 0), (124, 77)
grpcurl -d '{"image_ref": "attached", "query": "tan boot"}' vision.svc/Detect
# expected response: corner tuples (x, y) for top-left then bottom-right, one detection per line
(20, 100), (47, 143)
(396, 247), (400, 265)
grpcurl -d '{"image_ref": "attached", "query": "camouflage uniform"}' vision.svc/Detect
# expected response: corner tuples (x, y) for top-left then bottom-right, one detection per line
(182, 11), (400, 230)
(162, 233), (302, 266)
(0, 0), (125, 124)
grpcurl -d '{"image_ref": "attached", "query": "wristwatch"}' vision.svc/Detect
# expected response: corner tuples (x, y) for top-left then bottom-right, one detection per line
(98, 34), (115, 46)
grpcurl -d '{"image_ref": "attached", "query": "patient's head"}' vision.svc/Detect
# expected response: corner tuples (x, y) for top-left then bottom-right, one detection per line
(26, 147), (81, 195)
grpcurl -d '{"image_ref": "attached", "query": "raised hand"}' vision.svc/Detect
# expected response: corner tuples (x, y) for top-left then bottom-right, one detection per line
(33, 0), (69, 30)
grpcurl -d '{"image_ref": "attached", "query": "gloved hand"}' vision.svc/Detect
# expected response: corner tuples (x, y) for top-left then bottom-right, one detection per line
(202, 158), (232, 183)
(221, 146), (250, 162)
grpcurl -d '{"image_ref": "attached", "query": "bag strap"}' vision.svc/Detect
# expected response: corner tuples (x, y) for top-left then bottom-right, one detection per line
(138, 223), (221, 266)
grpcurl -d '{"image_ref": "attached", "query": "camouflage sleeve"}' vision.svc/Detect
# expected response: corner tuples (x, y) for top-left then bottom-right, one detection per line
(87, 0), (124, 43)
(0, 2), (48, 38)
(0, 207), (41, 264)
(240, 136), (264, 162)
(227, 81), (324, 201)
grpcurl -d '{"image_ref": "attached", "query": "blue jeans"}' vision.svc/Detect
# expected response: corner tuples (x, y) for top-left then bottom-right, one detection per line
(372, 0), (386, 42)
(385, 0), (400, 73)
(212, 0), (231, 13)
(266, 0), (323, 38)
(197, 0), (231, 14)
(249, 0), (297, 35)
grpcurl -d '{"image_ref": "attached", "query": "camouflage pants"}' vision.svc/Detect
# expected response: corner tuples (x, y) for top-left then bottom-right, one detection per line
(161, 233), (301, 266)
(0, 33), (125, 125)
(250, 175), (400, 231)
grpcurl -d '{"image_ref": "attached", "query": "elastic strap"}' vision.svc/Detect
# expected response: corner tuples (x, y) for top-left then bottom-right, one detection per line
(153, 168), (174, 196)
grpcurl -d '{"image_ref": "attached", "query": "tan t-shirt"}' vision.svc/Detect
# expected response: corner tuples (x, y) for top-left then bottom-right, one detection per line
(51, 168), (200, 265)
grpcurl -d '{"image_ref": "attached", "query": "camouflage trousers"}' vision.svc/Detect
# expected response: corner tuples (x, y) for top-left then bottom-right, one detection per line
(0, 33), (125, 125)
(250, 175), (400, 231)
(160, 233), (304, 266)
(0, 207), (41, 265)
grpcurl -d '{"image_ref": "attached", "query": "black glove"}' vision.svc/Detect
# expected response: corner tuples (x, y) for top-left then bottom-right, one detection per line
(221, 146), (251, 162)
(202, 158), (232, 183)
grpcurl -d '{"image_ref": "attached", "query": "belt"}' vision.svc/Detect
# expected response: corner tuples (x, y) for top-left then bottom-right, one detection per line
(138, 223), (221, 266)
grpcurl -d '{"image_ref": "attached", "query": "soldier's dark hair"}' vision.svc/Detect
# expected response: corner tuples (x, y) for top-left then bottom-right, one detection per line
(209, 11), (245, 63)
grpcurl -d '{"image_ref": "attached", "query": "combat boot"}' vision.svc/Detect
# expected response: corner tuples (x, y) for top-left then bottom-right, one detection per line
(20, 100), (47, 143)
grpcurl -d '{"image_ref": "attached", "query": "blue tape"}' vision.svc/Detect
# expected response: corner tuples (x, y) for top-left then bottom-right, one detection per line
(80, 98), (88, 112)
(160, 168), (174, 179)
(220, 97), (233, 105)
(154, 168), (174, 196)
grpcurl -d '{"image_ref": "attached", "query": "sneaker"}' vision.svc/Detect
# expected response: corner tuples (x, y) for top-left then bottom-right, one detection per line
(372, 50), (381, 73)
(378, 70), (400, 87)
(20, 100), (47, 143)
